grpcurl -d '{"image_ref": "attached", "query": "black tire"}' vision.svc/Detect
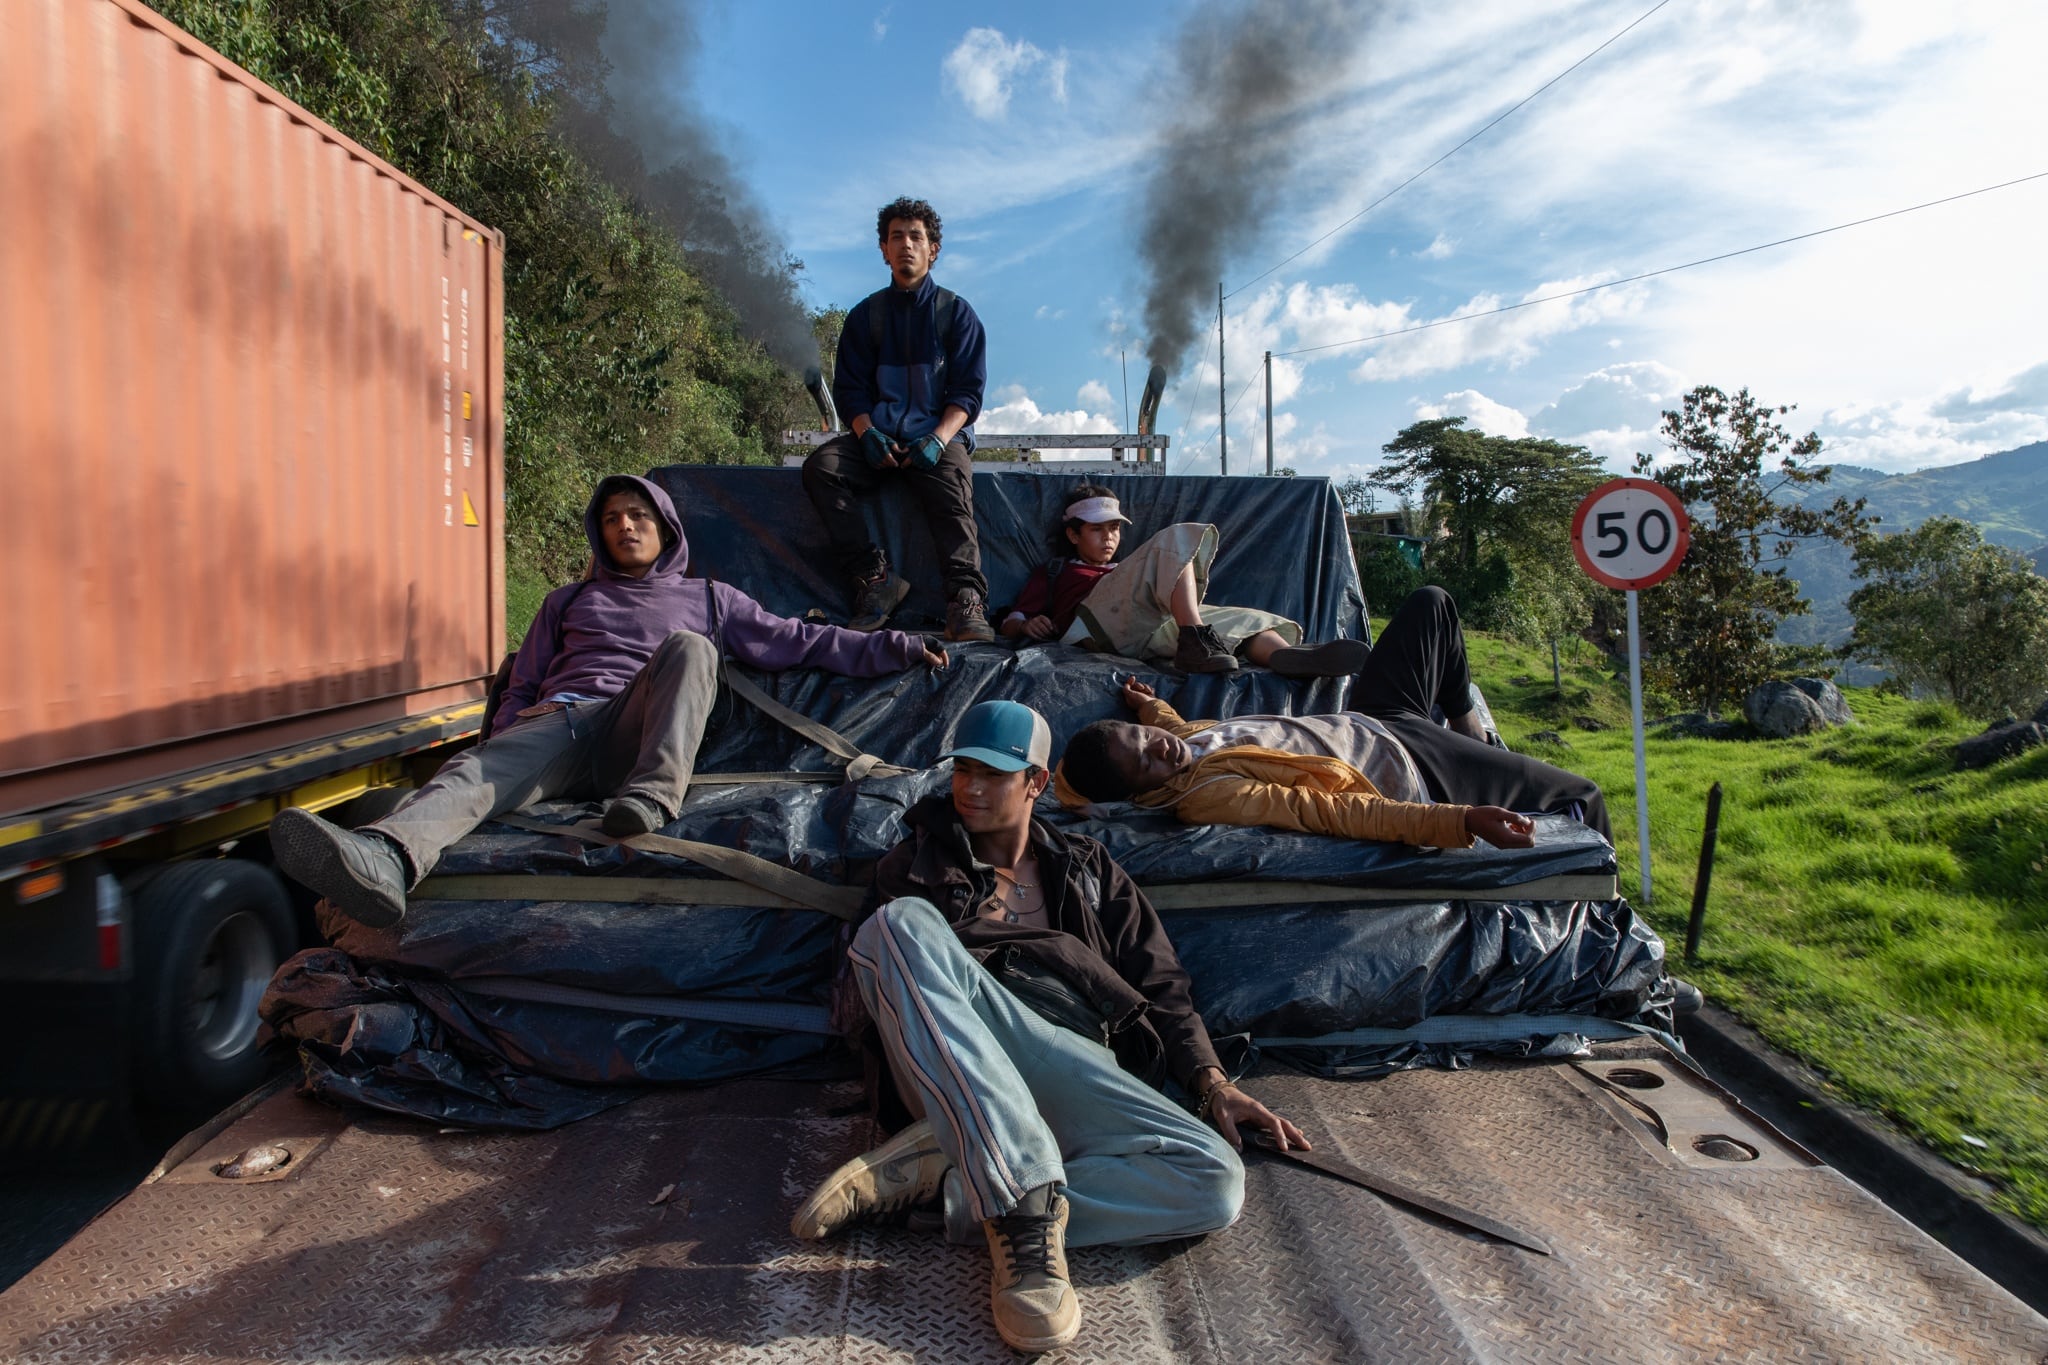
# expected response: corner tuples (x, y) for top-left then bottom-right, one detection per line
(130, 860), (296, 1120)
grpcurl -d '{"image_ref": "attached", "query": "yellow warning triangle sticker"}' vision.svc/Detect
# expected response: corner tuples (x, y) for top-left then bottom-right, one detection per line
(462, 491), (480, 526)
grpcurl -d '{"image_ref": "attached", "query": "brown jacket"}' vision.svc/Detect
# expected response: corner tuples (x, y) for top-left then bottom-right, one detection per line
(873, 794), (1222, 1089)
(1055, 697), (1473, 849)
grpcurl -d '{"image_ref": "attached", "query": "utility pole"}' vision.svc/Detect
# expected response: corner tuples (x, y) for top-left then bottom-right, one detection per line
(1217, 282), (1227, 476)
(1120, 348), (1130, 464)
(1264, 350), (1274, 476)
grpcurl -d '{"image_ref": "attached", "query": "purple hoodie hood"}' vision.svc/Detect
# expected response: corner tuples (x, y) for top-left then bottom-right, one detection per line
(493, 474), (928, 734)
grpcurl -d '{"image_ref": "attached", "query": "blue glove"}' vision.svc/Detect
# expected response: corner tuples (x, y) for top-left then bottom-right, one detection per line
(860, 426), (897, 468)
(907, 433), (947, 469)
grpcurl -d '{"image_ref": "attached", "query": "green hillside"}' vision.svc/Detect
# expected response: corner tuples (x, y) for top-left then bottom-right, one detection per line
(1466, 628), (2048, 1231)
(1780, 441), (2048, 651)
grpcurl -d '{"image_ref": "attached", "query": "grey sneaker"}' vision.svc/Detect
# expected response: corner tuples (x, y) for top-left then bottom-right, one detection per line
(984, 1184), (1081, 1353)
(600, 795), (666, 838)
(945, 588), (995, 643)
(790, 1118), (951, 1239)
(271, 807), (409, 929)
(849, 569), (910, 631)
(1173, 624), (1238, 674)
(1265, 638), (1371, 678)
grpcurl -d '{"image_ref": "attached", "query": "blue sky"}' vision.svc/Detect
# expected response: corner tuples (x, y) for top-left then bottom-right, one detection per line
(682, 0), (2046, 482)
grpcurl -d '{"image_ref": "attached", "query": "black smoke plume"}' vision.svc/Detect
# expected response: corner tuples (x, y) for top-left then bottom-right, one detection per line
(1136, 0), (1373, 380)
(485, 0), (817, 370)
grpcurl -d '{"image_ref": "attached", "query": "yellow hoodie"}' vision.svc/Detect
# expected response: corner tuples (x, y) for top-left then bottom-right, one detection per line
(1054, 697), (1473, 849)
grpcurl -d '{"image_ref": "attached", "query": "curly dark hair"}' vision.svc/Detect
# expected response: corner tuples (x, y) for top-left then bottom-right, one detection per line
(1061, 720), (1138, 803)
(1050, 482), (1117, 557)
(876, 197), (942, 250)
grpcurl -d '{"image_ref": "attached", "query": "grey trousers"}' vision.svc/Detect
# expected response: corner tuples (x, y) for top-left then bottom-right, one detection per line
(368, 631), (719, 880)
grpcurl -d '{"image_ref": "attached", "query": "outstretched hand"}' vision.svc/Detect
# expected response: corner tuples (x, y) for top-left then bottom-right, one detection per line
(1465, 806), (1535, 848)
(1208, 1084), (1311, 1153)
(1119, 677), (1156, 712)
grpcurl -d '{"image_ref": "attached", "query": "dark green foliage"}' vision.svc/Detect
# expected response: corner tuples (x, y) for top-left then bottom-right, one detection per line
(149, 0), (821, 587)
(1847, 516), (2048, 719)
(1371, 417), (1604, 644)
(1632, 386), (1873, 716)
(1352, 536), (1424, 616)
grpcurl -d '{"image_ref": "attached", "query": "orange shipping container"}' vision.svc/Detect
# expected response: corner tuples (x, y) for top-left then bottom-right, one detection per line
(0, 0), (506, 816)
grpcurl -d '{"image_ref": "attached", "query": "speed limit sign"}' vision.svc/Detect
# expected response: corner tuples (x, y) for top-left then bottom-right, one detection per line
(1571, 478), (1690, 590)
(1570, 476), (1690, 907)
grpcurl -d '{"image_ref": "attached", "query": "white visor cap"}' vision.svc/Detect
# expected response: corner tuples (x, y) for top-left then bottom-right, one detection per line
(1065, 496), (1132, 526)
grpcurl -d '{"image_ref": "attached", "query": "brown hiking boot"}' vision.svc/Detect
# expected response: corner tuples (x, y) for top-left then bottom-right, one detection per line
(1265, 638), (1371, 678)
(1173, 623), (1238, 674)
(849, 568), (910, 631)
(945, 588), (996, 643)
(790, 1119), (950, 1239)
(983, 1184), (1080, 1353)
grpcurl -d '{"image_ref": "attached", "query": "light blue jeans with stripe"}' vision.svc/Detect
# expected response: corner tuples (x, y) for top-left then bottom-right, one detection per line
(848, 897), (1244, 1247)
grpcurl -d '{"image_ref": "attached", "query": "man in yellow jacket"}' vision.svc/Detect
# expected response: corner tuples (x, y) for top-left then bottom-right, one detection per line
(1054, 586), (1608, 851)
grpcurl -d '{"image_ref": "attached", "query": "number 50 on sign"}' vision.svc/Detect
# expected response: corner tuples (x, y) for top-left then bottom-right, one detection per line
(1570, 477), (1691, 904)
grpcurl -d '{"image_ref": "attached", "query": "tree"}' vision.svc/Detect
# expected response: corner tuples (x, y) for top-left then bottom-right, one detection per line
(1847, 517), (2048, 719)
(1632, 386), (1872, 715)
(1372, 417), (1604, 640)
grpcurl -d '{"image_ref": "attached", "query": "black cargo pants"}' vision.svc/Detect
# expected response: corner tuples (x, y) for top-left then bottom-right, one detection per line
(1351, 587), (1613, 841)
(801, 432), (987, 599)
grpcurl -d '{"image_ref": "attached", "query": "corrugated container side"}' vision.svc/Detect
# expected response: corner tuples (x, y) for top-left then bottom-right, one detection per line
(0, 0), (505, 807)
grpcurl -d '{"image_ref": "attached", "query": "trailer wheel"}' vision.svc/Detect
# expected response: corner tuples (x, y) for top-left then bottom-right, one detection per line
(132, 860), (296, 1118)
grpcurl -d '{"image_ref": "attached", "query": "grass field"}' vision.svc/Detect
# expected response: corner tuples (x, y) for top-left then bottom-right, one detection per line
(1464, 630), (2048, 1231)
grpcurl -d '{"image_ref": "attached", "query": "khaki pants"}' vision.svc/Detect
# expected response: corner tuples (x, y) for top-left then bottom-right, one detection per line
(1074, 523), (1300, 661)
(367, 632), (719, 879)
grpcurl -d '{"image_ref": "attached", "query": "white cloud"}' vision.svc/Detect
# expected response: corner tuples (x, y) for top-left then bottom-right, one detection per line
(1413, 390), (1529, 439)
(1416, 234), (1454, 261)
(871, 6), (889, 40)
(1033, 304), (1067, 321)
(979, 383), (1119, 437)
(1350, 277), (1646, 383)
(1078, 379), (1115, 411)
(942, 28), (1069, 121)
(1532, 361), (1685, 439)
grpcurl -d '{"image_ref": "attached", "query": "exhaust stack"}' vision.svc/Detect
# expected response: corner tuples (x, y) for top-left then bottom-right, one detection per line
(803, 366), (838, 432)
(1135, 364), (1167, 463)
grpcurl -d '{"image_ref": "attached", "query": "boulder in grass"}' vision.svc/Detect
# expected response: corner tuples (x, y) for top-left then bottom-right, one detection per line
(1744, 681), (1828, 738)
(1529, 730), (1570, 748)
(1789, 677), (1855, 726)
(1660, 712), (1745, 740)
(1954, 720), (2047, 770)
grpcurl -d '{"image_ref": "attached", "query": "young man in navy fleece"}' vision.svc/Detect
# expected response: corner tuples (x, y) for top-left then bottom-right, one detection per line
(271, 474), (946, 929)
(803, 196), (994, 642)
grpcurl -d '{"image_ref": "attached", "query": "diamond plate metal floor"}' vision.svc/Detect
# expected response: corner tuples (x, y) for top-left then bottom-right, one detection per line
(3, 1052), (2042, 1363)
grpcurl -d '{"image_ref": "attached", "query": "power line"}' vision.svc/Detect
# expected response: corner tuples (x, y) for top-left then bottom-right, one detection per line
(1225, 0), (1675, 300)
(1274, 171), (2048, 359)
(1177, 368), (1267, 473)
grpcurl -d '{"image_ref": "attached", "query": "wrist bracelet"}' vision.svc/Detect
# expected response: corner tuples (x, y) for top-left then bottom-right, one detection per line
(1196, 1076), (1236, 1122)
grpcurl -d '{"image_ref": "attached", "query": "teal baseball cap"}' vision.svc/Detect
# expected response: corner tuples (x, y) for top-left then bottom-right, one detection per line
(943, 700), (1053, 773)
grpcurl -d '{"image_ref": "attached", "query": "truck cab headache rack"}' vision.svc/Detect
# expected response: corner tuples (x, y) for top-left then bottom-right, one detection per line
(780, 431), (1172, 474)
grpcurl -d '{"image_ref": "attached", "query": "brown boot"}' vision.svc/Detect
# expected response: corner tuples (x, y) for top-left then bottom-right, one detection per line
(789, 1119), (949, 1239)
(1172, 623), (1238, 674)
(849, 567), (910, 632)
(983, 1184), (1081, 1353)
(945, 588), (996, 643)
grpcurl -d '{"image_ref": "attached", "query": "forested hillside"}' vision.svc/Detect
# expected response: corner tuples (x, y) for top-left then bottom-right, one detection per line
(1778, 441), (2048, 650)
(146, 0), (821, 596)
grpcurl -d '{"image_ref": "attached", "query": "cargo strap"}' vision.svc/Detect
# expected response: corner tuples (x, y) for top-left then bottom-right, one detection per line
(489, 813), (863, 921)
(718, 667), (910, 781)
(459, 976), (836, 1035)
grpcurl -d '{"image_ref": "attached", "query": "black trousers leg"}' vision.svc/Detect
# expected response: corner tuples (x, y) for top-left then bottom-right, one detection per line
(802, 434), (887, 581)
(1353, 587), (1612, 840)
(900, 439), (986, 598)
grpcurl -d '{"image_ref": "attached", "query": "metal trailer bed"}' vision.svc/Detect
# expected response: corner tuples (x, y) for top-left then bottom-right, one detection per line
(5, 1043), (2042, 1362)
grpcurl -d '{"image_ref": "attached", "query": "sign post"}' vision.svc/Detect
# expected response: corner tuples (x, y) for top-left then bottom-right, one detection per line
(1570, 478), (1690, 904)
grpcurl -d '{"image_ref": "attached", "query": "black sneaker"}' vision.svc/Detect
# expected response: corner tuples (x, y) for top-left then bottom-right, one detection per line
(1173, 624), (1238, 674)
(1265, 638), (1371, 678)
(271, 807), (410, 929)
(600, 795), (666, 838)
(849, 569), (909, 631)
(945, 588), (995, 643)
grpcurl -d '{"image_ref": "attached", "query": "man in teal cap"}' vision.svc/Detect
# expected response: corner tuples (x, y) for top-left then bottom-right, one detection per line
(791, 700), (1307, 1354)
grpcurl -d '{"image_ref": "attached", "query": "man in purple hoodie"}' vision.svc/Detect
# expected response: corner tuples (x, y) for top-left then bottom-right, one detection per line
(271, 474), (945, 929)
